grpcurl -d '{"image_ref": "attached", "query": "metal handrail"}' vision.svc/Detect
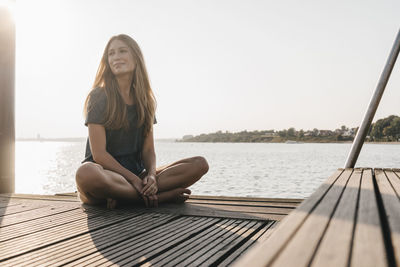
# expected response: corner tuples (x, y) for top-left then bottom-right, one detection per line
(344, 29), (400, 168)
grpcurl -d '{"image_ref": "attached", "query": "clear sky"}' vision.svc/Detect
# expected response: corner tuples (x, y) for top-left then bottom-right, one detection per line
(14, 0), (400, 139)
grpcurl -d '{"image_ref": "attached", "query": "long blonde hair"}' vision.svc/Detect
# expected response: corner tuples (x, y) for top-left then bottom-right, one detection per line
(84, 34), (156, 136)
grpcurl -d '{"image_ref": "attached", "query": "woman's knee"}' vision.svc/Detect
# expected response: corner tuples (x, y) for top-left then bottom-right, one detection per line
(76, 163), (96, 185)
(75, 162), (108, 190)
(192, 156), (209, 175)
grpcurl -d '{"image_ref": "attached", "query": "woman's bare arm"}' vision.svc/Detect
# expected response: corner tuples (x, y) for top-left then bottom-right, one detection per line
(142, 127), (157, 176)
(88, 123), (143, 190)
(141, 127), (158, 195)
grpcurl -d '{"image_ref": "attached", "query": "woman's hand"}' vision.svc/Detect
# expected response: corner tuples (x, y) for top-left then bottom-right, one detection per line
(131, 175), (157, 208)
(129, 179), (149, 207)
(142, 174), (158, 196)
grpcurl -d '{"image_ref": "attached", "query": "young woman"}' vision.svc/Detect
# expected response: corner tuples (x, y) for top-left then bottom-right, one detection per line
(75, 34), (208, 208)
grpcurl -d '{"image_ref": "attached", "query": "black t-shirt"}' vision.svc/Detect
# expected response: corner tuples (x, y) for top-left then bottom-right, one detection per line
(82, 87), (156, 175)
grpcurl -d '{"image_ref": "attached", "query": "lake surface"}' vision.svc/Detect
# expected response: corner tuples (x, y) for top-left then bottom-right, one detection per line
(15, 141), (400, 198)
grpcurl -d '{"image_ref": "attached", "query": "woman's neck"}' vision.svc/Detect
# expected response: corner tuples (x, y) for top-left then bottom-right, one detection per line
(116, 74), (134, 104)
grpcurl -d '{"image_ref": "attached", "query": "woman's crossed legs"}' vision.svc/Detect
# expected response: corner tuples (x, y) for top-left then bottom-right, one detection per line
(75, 156), (209, 207)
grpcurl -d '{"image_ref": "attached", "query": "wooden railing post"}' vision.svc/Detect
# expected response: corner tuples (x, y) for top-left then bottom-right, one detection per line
(0, 5), (16, 193)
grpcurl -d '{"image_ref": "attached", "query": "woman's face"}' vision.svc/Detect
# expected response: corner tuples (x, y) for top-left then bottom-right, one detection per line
(107, 39), (136, 77)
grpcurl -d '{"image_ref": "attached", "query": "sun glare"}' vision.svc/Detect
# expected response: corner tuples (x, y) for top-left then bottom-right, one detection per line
(0, 0), (16, 22)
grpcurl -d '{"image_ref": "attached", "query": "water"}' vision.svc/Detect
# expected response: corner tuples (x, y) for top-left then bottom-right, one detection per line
(15, 141), (400, 198)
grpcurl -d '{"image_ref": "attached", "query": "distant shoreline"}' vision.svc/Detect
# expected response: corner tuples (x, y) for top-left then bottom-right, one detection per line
(16, 137), (86, 142)
(15, 138), (400, 145)
(16, 137), (178, 142)
(365, 141), (400, 145)
(177, 141), (400, 145)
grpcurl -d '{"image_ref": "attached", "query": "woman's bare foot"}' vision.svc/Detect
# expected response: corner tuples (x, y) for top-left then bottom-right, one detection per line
(158, 188), (191, 204)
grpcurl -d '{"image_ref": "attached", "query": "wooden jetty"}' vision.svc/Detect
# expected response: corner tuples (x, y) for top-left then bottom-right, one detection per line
(0, 192), (301, 266)
(2, 168), (400, 266)
(235, 168), (400, 267)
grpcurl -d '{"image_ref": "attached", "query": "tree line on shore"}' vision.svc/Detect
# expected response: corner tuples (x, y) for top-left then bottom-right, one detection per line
(180, 115), (400, 143)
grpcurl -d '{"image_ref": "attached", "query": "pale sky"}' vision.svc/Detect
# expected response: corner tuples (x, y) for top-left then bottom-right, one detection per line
(14, 0), (400, 139)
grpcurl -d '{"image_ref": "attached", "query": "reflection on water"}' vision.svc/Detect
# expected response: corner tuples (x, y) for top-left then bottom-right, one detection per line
(15, 141), (400, 198)
(16, 141), (82, 195)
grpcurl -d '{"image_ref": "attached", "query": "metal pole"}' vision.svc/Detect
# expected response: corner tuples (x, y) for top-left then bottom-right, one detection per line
(0, 5), (16, 193)
(344, 29), (400, 168)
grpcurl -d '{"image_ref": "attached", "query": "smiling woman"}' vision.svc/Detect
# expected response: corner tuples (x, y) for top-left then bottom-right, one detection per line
(75, 34), (209, 209)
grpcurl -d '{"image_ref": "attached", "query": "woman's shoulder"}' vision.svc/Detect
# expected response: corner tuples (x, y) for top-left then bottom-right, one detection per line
(90, 87), (106, 98)
(88, 87), (107, 104)
(85, 87), (108, 125)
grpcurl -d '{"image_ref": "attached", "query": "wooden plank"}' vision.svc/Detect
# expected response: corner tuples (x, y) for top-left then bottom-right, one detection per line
(155, 203), (287, 221)
(0, 198), (39, 207)
(55, 192), (78, 197)
(193, 220), (262, 266)
(350, 168), (387, 267)
(386, 169), (400, 197)
(270, 168), (353, 267)
(0, 206), (102, 242)
(218, 221), (276, 266)
(0, 204), (79, 227)
(0, 202), (21, 210)
(0, 198), (80, 218)
(82, 219), (211, 266)
(311, 168), (362, 267)
(0, 193), (79, 202)
(4, 213), (177, 267)
(186, 202), (293, 214)
(3, 213), (166, 266)
(256, 220), (279, 243)
(67, 216), (219, 267)
(0, 203), (49, 217)
(233, 168), (344, 267)
(41, 214), (174, 266)
(0, 201), (22, 208)
(144, 219), (237, 267)
(376, 169), (400, 265)
(100, 218), (220, 266)
(186, 199), (300, 208)
(173, 220), (255, 266)
(0, 208), (145, 261)
(189, 195), (303, 203)
(63, 216), (205, 266)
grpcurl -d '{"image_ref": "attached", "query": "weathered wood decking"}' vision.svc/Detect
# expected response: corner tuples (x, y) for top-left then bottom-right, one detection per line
(2, 168), (399, 266)
(0, 193), (301, 266)
(235, 168), (400, 267)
